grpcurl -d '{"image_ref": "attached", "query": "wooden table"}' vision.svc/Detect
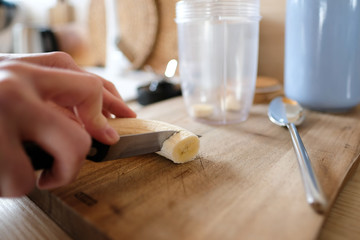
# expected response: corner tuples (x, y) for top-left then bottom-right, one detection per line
(1, 97), (360, 240)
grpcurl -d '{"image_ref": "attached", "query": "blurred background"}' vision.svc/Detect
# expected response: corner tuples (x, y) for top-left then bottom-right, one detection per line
(0, 0), (286, 102)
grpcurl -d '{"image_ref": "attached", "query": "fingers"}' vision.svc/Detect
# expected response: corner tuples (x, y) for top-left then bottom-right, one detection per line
(101, 77), (122, 98)
(102, 89), (137, 118)
(29, 107), (91, 190)
(0, 127), (35, 197)
(0, 53), (137, 195)
(0, 80), (91, 196)
(2, 61), (120, 145)
(0, 78), (35, 196)
(2, 52), (83, 72)
(5, 52), (137, 119)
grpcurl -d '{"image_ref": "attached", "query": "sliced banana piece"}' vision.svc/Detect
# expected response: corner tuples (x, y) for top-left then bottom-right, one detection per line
(191, 103), (214, 118)
(108, 118), (200, 163)
(225, 95), (241, 111)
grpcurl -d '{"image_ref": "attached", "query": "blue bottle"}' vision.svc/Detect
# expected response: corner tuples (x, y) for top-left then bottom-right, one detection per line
(284, 0), (360, 112)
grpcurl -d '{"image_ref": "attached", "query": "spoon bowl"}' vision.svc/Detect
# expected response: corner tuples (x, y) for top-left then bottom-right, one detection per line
(268, 97), (305, 126)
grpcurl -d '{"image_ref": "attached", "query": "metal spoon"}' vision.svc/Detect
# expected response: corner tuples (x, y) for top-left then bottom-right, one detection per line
(268, 96), (328, 214)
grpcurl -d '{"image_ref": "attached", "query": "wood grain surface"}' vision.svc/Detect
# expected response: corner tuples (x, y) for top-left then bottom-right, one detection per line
(0, 197), (71, 240)
(1, 163), (360, 240)
(28, 97), (360, 240)
(319, 165), (360, 240)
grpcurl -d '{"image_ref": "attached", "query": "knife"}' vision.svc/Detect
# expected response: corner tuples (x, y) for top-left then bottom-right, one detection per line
(24, 131), (177, 170)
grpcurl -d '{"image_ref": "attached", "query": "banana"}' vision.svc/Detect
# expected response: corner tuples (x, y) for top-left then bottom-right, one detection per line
(225, 95), (241, 111)
(108, 118), (200, 163)
(191, 103), (214, 118)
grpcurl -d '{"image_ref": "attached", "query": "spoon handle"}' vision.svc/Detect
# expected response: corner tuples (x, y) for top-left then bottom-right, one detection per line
(287, 123), (328, 213)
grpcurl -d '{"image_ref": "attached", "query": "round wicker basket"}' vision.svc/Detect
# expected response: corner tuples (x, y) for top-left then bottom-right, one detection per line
(89, 0), (178, 74)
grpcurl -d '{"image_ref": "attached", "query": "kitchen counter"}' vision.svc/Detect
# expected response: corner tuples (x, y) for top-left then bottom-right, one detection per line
(1, 97), (360, 240)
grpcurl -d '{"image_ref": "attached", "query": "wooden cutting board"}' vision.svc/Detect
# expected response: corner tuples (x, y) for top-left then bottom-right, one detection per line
(28, 97), (360, 240)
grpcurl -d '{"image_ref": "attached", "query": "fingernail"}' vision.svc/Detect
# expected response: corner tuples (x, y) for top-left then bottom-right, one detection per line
(105, 126), (120, 142)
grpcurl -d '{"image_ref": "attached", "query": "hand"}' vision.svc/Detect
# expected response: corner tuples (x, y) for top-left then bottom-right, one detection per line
(0, 52), (136, 197)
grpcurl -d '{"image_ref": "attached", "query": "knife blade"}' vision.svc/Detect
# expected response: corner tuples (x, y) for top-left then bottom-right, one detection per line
(25, 130), (176, 170)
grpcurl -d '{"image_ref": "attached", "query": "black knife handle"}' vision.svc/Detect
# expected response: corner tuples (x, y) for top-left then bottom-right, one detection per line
(23, 141), (54, 170)
(87, 139), (110, 162)
(24, 139), (111, 171)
